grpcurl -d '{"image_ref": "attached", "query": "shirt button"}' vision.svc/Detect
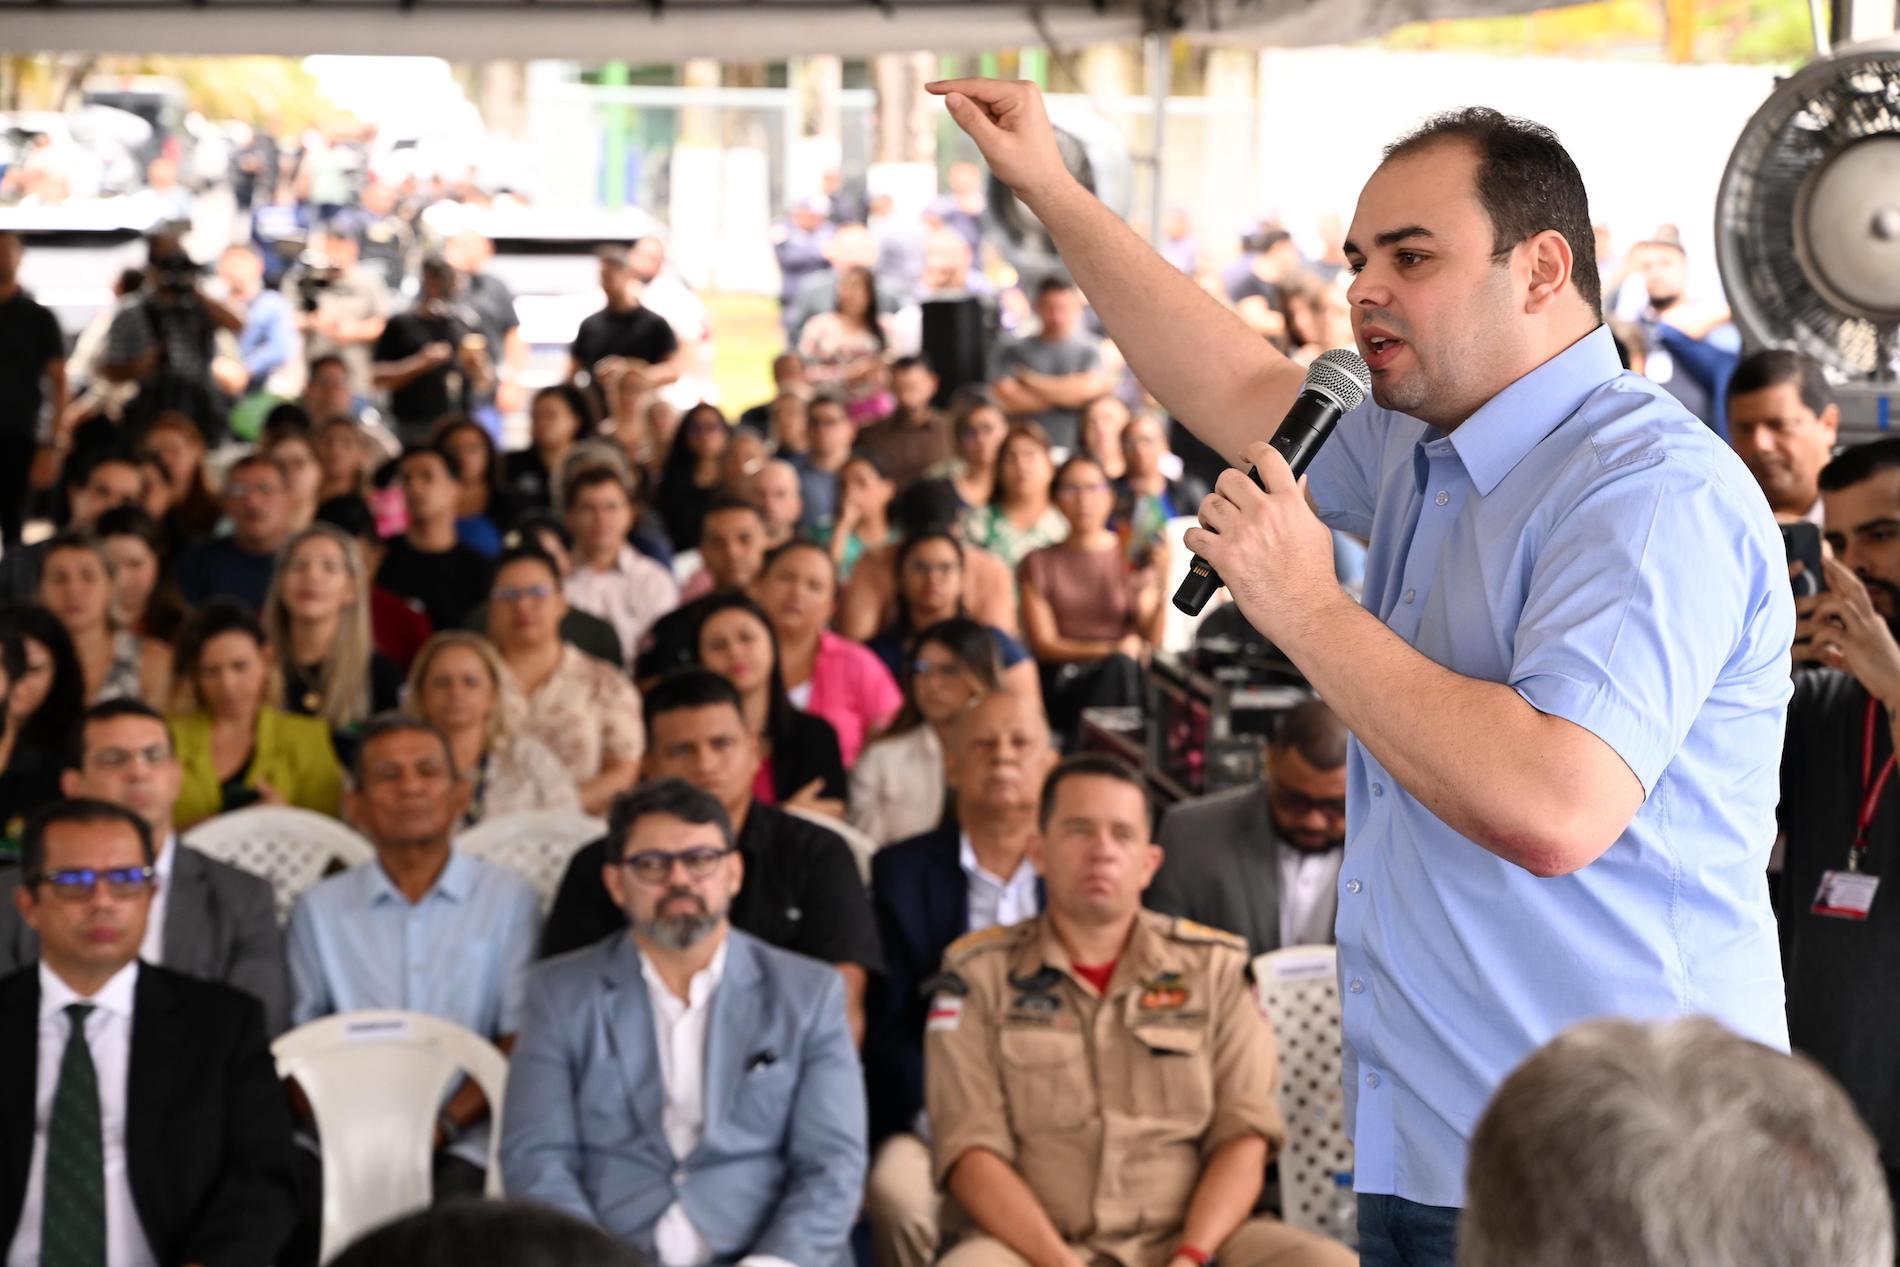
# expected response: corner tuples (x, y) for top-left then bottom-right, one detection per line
(1435, 490), (1450, 507)
(673, 1169), (688, 1187)
(1349, 979), (1365, 994)
(1367, 1072), (1382, 1089)
(1345, 878), (1363, 895)
(1402, 589), (1415, 605)
(1371, 782), (1384, 797)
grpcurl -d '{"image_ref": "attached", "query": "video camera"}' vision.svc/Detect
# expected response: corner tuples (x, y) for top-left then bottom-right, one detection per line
(296, 251), (342, 313)
(149, 251), (204, 306)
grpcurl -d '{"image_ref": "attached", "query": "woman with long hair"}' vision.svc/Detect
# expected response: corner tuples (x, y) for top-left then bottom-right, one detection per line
(0, 605), (86, 841)
(692, 592), (847, 818)
(849, 617), (1000, 846)
(796, 265), (892, 421)
(264, 426), (324, 532)
(261, 523), (401, 757)
(819, 452), (896, 581)
(138, 410), (222, 545)
(315, 415), (375, 504)
(1078, 394), (1132, 483)
(167, 600), (342, 829)
(508, 383), (597, 511)
(933, 398), (1010, 512)
(407, 631), (581, 827)
(95, 505), (188, 644)
(431, 414), (515, 557)
(653, 402), (729, 552)
(754, 540), (902, 769)
(964, 421), (1069, 571)
(36, 532), (171, 705)
(867, 530), (1041, 701)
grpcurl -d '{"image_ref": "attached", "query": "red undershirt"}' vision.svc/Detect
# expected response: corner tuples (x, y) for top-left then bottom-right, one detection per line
(1073, 960), (1117, 994)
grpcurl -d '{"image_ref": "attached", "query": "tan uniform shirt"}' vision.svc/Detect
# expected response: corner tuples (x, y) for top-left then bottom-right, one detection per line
(924, 909), (1285, 1267)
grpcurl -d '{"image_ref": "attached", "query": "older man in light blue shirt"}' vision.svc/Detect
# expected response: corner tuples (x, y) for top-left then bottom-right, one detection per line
(930, 82), (1793, 1267)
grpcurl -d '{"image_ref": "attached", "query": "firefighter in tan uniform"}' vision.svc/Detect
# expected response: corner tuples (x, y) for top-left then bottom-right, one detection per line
(925, 754), (1357, 1267)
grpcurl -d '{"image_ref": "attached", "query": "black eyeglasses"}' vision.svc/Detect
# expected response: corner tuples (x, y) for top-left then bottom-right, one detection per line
(613, 846), (735, 885)
(30, 866), (157, 902)
(1271, 787), (1347, 820)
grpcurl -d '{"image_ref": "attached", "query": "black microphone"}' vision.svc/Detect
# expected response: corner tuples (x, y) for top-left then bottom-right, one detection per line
(1172, 349), (1371, 617)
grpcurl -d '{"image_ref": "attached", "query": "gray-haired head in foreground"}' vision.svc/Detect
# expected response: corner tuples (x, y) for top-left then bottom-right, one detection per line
(1461, 1016), (1894, 1267)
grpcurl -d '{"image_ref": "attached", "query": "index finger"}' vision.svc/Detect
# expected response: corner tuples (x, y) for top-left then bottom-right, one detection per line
(1247, 440), (1299, 497)
(925, 77), (1023, 101)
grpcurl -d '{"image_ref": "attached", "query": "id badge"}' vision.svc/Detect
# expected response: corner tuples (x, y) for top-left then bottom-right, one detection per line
(1813, 870), (1881, 920)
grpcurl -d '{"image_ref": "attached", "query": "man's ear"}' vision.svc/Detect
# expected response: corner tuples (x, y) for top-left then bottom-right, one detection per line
(59, 769), (82, 799)
(1523, 229), (1575, 316)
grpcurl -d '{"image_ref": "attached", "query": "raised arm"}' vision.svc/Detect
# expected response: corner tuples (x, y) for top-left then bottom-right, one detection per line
(930, 78), (1305, 465)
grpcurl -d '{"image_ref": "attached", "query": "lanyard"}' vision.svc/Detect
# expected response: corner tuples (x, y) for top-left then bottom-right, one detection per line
(1853, 696), (1896, 871)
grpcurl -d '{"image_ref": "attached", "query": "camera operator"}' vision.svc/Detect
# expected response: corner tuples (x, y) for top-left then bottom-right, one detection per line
(371, 256), (492, 445)
(288, 215), (392, 403)
(99, 229), (244, 445)
(216, 243), (298, 398)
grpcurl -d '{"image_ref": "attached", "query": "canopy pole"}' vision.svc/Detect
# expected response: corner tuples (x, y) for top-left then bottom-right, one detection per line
(1145, 31), (1169, 247)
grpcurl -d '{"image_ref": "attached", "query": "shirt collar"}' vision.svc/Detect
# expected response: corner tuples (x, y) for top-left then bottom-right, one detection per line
(153, 833), (178, 881)
(958, 830), (1033, 889)
(576, 544), (643, 579)
(361, 847), (470, 906)
(639, 932), (730, 1011)
(1442, 324), (1623, 497)
(39, 958), (140, 1024)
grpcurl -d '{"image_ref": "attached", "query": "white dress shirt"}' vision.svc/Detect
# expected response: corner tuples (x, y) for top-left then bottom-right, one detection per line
(1277, 840), (1344, 950)
(959, 832), (1040, 934)
(564, 545), (682, 672)
(138, 834), (178, 966)
(639, 938), (794, 1267)
(6, 961), (159, 1267)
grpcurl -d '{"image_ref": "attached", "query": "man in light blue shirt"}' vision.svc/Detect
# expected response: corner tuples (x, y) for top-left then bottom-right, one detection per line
(217, 244), (296, 395)
(287, 714), (541, 1192)
(932, 83), (1792, 1266)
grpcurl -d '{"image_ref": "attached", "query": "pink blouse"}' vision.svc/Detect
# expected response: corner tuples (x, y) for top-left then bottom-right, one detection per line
(802, 628), (903, 768)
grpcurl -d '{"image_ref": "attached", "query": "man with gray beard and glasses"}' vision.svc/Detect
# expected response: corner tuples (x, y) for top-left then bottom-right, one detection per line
(502, 778), (866, 1265)
(1780, 435), (1900, 1221)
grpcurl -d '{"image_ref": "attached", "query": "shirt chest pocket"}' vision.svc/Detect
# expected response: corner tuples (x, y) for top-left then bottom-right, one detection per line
(998, 1026), (1093, 1132)
(1131, 1024), (1215, 1124)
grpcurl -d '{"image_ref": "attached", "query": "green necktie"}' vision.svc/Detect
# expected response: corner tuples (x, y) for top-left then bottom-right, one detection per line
(40, 1002), (105, 1267)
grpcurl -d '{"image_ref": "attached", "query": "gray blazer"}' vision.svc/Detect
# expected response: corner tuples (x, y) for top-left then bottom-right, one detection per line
(0, 842), (288, 1035)
(1147, 783), (1285, 959)
(501, 929), (867, 1265)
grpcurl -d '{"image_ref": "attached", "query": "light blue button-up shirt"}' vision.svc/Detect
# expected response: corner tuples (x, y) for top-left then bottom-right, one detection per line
(1306, 325), (1792, 1208)
(287, 847), (542, 1165)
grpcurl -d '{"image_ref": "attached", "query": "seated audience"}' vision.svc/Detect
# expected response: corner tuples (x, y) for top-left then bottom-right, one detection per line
(36, 532), (171, 705)
(855, 356), (951, 490)
(138, 411), (223, 547)
(263, 523), (403, 761)
(167, 601), (343, 829)
(175, 450), (296, 612)
(0, 447), (146, 602)
(1077, 394), (1131, 482)
(865, 692), (1054, 1267)
(95, 505), (187, 644)
(760, 386), (811, 462)
(865, 531), (1038, 701)
(434, 413), (516, 557)
(840, 479), (1019, 640)
(693, 592), (848, 815)
(563, 466), (681, 673)
(407, 631), (581, 826)
(798, 395), (855, 533)
(315, 494), (435, 672)
(753, 458), (806, 549)
(718, 424), (770, 498)
(819, 453), (897, 581)
(986, 276), (1110, 451)
(329, 1201), (644, 1267)
(1020, 455), (1165, 736)
(654, 402), (729, 552)
(502, 778), (867, 1262)
(1116, 413), (1209, 564)
(933, 398), (1009, 513)
(0, 699), (288, 1032)
(508, 384), (596, 512)
(0, 799), (298, 1265)
(376, 445), (495, 633)
(798, 264), (892, 421)
(541, 670), (882, 1040)
(1462, 1017), (1892, 1267)
(964, 422), (1068, 572)
(1148, 698), (1348, 957)
(264, 425), (324, 532)
(926, 755), (1354, 1267)
(850, 619), (999, 847)
(1726, 347), (1838, 524)
(489, 546), (644, 815)
(0, 606), (87, 845)
(314, 413), (375, 505)
(497, 510), (628, 664)
(287, 715), (541, 1194)
(639, 498), (770, 682)
(757, 540), (902, 769)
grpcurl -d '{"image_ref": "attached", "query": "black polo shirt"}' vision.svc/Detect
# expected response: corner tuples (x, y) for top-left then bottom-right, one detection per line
(1779, 667), (1900, 1168)
(540, 800), (882, 975)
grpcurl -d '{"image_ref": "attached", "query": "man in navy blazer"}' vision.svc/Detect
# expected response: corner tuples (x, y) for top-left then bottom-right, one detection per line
(502, 777), (866, 1266)
(864, 692), (1052, 1267)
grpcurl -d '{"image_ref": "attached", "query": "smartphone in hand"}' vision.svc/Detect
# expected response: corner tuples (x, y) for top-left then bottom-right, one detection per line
(1783, 522), (1826, 599)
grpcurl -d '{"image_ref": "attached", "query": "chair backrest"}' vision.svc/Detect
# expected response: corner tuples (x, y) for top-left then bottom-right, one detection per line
(184, 806), (376, 927)
(671, 546), (704, 586)
(1253, 944), (1354, 1235)
(779, 802), (876, 885)
(1161, 514), (1218, 652)
(273, 1010), (510, 1264)
(454, 810), (606, 912)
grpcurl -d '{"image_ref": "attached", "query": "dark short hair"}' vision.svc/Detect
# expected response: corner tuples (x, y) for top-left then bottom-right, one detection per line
(1728, 348), (1835, 416)
(1038, 753), (1151, 829)
(315, 494), (377, 541)
(506, 510), (573, 554)
(22, 797), (155, 881)
(174, 600), (268, 683)
(1820, 439), (1900, 495)
(328, 1199), (647, 1267)
(92, 505), (164, 554)
(1384, 107), (1602, 314)
(491, 544), (561, 589)
(419, 254), (456, 282)
(643, 668), (745, 736)
(309, 352), (349, 379)
(606, 777), (734, 861)
(704, 495), (766, 525)
(893, 478), (965, 538)
(352, 712), (458, 786)
(1270, 698), (1349, 771)
(226, 450), (288, 488)
(892, 354), (935, 376)
(398, 443), (460, 482)
(66, 444), (143, 493)
(1035, 275), (1078, 301)
(562, 464), (631, 507)
(762, 538), (838, 592)
(68, 698), (171, 770)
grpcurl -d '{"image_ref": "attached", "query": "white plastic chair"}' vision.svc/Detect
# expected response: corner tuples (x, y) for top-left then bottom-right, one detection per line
(184, 806), (375, 927)
(454, 810), (606, 912)
(780, 803), (877, 885)
(671, 547), (704, 586)
(1253, 945), (1354, 1236)
(1161, 514), (1219, 652)
(274, 1010), (510, 1264)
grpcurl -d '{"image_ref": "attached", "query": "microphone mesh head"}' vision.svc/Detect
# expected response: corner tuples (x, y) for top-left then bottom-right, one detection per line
(1307, 348), (1371, 412)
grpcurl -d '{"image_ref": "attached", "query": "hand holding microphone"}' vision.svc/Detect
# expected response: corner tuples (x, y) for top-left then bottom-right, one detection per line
(1174, 349), (1372, 616)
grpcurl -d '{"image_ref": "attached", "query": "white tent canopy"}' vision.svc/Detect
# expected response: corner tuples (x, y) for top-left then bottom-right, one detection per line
(2, 0), (1595, 60)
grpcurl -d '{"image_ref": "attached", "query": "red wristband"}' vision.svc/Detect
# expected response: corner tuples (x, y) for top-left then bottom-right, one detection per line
(1176, 1248), (1212, 1267)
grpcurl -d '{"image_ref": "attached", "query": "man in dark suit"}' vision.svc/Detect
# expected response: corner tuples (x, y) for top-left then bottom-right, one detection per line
(865, 691), (1053, 1267)
(1145, 698), (1349, 958)
(1, 798), (297, 1266)
(0, 700), (289, 1034)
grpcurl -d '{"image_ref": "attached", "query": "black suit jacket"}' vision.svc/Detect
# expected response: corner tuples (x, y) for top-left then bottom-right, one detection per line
(0, 962), (297, 1267)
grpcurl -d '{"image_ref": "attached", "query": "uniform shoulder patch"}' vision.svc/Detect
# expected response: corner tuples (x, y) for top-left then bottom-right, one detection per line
(1168, 917), (1250, 953)
(945, 921), (1029, 962)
